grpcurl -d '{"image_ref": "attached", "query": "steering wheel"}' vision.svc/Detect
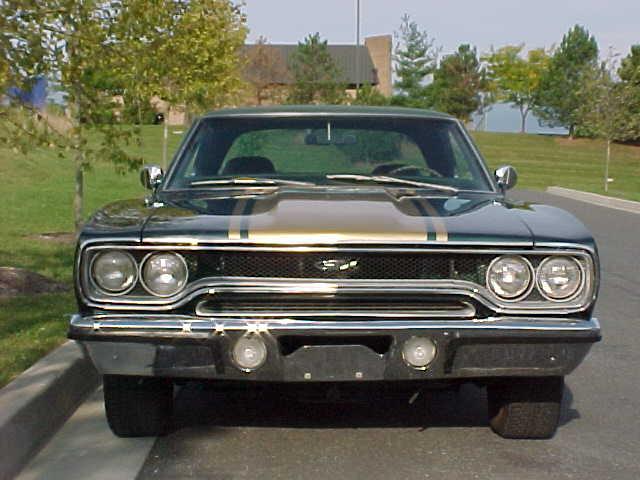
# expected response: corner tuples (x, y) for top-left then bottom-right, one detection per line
(385, 164), (444, 178)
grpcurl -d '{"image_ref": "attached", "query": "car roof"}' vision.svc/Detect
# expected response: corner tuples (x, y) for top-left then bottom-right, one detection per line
(201, 105), (456, 120)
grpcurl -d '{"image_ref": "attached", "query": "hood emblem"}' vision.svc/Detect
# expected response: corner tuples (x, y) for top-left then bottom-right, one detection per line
(314, 259), (359, 273)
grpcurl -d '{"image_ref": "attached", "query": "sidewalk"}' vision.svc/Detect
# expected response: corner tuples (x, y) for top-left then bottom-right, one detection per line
(547, 186), (640, 214)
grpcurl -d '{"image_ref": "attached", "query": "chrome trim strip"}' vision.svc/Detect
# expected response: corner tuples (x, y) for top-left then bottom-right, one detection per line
(76, 246), (596, 315)
(77, 240), (593, 254)
(70, 314), (601, 334)
(194, 301), (476, 319)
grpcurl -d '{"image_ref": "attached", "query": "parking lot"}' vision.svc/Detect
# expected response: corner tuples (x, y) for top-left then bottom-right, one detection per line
(18, 190), (640, 480)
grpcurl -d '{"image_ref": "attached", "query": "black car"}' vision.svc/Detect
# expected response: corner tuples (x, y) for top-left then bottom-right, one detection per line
(69, 106), (601, 439)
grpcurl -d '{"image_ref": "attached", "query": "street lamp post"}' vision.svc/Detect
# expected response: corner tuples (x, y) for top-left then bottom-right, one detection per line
(355, 0), (360, 92)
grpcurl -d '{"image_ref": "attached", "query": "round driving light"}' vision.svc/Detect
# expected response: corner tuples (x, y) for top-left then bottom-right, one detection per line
(91, 250), (137, 294)
(537, 256), (583, 300)
(232, 336), (267, 371)
(486, 255), (533, 300)
(141, 252), (188, 297)
(402, 337), (437, 369)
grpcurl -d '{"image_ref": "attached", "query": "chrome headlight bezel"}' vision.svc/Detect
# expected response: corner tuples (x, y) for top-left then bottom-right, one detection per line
(89, 250), (138, 296)
(485, 254), (535, 302)
(139, 251), (189, 297)
(536, 256), (585, 302)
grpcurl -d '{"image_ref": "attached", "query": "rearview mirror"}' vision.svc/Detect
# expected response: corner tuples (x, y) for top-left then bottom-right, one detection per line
(494, 165), (517, 191)
(140, 164), (164, 190)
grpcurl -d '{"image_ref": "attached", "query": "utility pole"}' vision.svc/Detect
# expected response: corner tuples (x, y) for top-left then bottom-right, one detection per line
(355, 0), (361, 92)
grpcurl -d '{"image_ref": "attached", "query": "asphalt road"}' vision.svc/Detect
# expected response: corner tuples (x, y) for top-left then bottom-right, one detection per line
(19, 190), (640, 480)
(135, 190), (640, 480)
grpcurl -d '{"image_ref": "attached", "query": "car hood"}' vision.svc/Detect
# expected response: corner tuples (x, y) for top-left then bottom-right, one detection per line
(91, 188), (587, 249)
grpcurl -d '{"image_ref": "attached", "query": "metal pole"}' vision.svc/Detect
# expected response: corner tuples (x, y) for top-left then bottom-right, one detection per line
(605, 139), (610, 192)
(355, 0), (360, 92)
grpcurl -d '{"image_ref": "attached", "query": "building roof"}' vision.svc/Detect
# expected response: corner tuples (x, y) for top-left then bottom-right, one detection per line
(202, 105), (455, 120)
(243, 44), (378, 86)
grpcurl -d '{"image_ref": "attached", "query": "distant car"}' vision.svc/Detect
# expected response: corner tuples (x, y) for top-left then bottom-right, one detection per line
(69, 106), (601, 439)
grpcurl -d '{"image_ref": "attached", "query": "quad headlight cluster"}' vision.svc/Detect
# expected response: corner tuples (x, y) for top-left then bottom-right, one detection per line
(486, 254), (584, 302)
(90, 250), (188, 297)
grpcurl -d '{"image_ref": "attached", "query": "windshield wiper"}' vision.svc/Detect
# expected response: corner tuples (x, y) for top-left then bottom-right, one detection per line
(326, 174), (459, 193)
(190, 177), (315, 187)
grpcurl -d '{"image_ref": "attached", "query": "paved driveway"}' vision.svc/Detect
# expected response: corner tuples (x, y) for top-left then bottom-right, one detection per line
(19, 190), (640, 480)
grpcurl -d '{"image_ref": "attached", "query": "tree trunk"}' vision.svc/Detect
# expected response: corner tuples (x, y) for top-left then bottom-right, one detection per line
(520, 107), (528, 134)
(162, 120), (169, 169)
(74, 151), (84, 233)
(569, 124), (575, 140)
(604, 138), (611, 192)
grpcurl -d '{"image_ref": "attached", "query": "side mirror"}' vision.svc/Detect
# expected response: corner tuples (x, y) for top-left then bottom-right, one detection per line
(494, 165), (518, 191)
(140, 164), (164, 190)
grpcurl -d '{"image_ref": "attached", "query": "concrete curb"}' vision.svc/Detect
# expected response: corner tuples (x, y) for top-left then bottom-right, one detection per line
(0, 340), (99, 480)
(547, 186), (640, 214)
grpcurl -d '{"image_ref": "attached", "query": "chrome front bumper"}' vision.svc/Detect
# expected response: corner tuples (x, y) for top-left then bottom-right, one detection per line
(69, 314), (601, 382)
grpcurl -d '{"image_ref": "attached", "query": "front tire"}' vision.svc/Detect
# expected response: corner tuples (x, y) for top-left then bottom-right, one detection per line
(103, 375), (174, 437)
(487, 377), (564, 439)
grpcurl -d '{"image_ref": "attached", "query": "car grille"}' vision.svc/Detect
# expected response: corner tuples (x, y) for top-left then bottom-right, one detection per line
(195, 251), (496, 284)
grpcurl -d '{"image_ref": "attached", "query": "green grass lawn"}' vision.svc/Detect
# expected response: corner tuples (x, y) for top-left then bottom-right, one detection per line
(473, 132), (640, 202)
(0, 125), (638, 387)
(0, 125), (184, 387)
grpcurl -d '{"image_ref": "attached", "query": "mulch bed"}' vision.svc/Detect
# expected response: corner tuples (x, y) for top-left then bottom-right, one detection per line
(0, 267), (70, 299)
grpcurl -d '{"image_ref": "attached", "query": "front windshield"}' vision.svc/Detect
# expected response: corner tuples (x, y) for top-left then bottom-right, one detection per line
(166, 116), (493, 191)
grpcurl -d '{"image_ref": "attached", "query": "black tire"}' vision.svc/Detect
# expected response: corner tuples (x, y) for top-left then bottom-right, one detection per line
(487, 376), (564, 439)
(103, 375), (174, 437)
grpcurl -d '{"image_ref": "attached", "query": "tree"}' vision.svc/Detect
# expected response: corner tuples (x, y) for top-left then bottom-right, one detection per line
(113, 0), (247, 166)
(352, 83), (389, 106)
(392, 14), (438, 108)
(288, 33), (346, 104)
(618, 45), (640, 142)
(578, 53), (640, 192)
(0, 1), (246, 230)
(243, 37), (289, 106)
(619, 45), (640, 85)
(483, 45), (549, 133)
(535, 25), (598, 138)
(430, 44), (487, 122)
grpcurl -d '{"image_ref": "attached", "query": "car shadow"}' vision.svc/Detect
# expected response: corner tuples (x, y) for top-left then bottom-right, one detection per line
(170, 380), (579, 432)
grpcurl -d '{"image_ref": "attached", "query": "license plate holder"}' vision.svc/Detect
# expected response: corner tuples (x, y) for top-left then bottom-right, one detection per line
(283, 344), (385, 381)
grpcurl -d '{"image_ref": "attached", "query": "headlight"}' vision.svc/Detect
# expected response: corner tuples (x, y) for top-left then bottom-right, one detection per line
(486, 255), (533, 300)
(537, 256), (583, 300)
(91, 250), (137, 294)
(141, 252), (188, 297)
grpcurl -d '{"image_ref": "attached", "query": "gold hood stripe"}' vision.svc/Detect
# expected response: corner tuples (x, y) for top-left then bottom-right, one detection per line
(241, 198), (430, 243)
(228, 198), (248, 240)
(416, 198), (448, 242)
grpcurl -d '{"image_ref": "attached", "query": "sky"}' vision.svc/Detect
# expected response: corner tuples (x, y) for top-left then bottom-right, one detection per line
(240, 0), (639, 58)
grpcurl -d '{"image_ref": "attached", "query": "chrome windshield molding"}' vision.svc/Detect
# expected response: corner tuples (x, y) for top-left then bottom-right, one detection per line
(70, 313), (600, 334)
(77, 245), (596, 315)
(456, 120), (499, 193)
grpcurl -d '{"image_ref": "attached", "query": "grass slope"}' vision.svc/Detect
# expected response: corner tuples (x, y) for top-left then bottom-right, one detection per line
(0, 126), (638, 386)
